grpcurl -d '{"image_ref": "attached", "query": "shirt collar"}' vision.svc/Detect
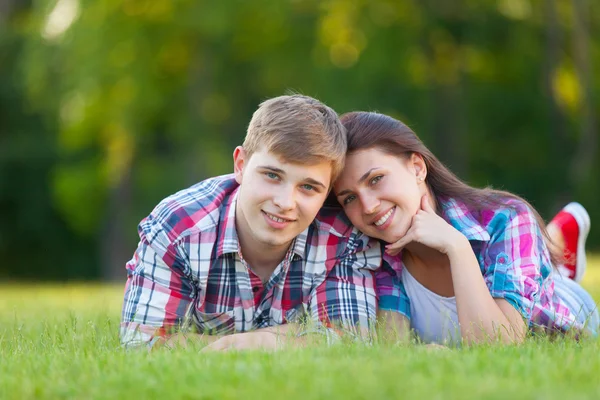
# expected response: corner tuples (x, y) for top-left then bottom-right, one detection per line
(217, 188), (241, 256)
(439, 197), (490, 242)
(216, 189), (308, 260)
(313, 206), (373, 254)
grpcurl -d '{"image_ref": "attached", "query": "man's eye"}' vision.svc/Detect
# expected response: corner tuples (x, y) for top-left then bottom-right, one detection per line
(266, 172), (280, 180)
(343, 195), (356, 205)
(370, 175), (383, 185)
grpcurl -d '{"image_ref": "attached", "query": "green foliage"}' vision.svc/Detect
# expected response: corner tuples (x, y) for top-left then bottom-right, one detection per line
(2, 0), (599, 278)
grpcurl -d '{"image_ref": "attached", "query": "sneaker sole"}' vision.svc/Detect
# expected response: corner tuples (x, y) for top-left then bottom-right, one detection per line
(563, 202), (590, 283)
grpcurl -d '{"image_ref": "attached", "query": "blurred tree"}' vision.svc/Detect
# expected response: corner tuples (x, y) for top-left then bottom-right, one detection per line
(0, 2), (98, 280)
(543, 0), (571, 209)
(1, 0), (598, 280)
(421, 0), (469, 177)
(570, 0), (597, 188)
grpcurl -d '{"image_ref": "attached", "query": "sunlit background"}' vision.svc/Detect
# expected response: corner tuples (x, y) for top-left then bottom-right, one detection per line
(1, 0), (598, 281)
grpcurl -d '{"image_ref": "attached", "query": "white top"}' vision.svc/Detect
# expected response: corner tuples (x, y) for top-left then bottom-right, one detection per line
(402, 267), (460, 344)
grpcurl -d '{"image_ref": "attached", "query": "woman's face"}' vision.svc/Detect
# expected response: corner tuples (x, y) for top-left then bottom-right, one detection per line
(333, 148), (428, 243)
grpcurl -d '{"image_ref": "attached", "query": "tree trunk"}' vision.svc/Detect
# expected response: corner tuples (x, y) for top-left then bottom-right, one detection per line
(569, 0), (597, 187)
(422, 0), (467, 178)
(543, 0), (571, 210)
(101, 167), (133, 282)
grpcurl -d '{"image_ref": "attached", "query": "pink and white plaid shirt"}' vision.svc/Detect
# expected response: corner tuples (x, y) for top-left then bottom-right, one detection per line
(377, 197), (584, 336)
(120, 174), (381, 346)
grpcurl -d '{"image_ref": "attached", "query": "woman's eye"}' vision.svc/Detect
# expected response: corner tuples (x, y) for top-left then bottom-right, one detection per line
(343, 195), (356, 205)
(301, 184), (315, 191)
(370, 175), (383, 185)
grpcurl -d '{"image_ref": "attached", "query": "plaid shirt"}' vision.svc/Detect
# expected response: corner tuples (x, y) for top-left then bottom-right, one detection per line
(120, 174), (381, 347)
(377, 197), (584, 335)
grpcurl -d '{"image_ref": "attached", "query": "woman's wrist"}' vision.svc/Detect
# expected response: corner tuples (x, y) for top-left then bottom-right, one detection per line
(445, 233), (471, 258)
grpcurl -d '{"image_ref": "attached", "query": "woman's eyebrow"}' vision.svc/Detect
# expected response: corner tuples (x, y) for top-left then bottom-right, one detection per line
(357, 168), (380, 184)
(335, 168), (381, 197)
(335, 188), (352, 197)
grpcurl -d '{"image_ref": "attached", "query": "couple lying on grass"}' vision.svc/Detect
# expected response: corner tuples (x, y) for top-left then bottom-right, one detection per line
(120, 94), (599, 350)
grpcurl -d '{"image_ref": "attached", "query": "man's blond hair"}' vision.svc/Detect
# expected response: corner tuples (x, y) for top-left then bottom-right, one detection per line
(243, 95), (347, 182)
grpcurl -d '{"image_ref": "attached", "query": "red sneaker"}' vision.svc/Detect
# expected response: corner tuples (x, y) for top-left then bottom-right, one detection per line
(550, 202), (590, 282)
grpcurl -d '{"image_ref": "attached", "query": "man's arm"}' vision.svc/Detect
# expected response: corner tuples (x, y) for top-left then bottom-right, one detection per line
(188, 237), (380, 352)
(120, 231), (196, 348)
(199, 323), (304, 351)
(201, 262), (378, 352)
(306, 258), (378, 340)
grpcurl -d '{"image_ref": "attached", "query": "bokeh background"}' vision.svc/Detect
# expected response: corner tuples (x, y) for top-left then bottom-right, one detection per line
(1, 0), (598, 282)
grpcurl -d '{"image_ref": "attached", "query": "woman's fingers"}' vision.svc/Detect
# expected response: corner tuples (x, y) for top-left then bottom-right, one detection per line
(385, 229), (414, 256)
(421, 194), (434, 213)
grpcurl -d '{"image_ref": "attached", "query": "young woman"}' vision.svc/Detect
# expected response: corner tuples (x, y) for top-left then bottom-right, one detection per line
(333, 111), (598, 345)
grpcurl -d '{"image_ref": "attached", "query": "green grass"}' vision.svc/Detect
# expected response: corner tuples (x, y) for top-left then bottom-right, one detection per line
(2, 257), (600, 399)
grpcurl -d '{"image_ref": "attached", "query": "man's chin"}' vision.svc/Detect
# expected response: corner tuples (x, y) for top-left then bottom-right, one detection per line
(256, 231), (296, 248)
(263, 239), (294, 249)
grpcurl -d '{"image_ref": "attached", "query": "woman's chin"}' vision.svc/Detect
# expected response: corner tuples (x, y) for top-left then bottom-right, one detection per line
(366, 230), (400, 244)
(383, 235), (402, 244)
(378, 227), (406, 244)
(360, 224), (404, 243)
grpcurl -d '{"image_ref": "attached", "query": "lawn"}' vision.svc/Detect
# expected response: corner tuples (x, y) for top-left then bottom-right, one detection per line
(2, 257), (600, 399)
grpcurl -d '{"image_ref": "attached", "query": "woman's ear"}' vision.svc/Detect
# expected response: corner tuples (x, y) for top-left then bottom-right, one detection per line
(410, 153), (427, 180)
(233, 146), (247, 184)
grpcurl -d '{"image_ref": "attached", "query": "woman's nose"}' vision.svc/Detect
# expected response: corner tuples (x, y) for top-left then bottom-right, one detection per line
(360, 194), (380, 215)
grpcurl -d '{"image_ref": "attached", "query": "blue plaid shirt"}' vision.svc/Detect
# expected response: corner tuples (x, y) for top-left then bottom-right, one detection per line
(377, 197), (584, 335)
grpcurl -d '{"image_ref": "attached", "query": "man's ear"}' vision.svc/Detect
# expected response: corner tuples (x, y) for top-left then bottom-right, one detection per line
(233, 146), (247, 184)
(410, 153), (427, 180)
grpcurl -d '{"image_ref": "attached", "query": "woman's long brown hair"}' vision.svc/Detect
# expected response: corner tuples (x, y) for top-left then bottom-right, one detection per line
(340, 111), (562, 266)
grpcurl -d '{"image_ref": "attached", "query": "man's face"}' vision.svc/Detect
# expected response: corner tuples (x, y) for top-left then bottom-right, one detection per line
(233, 147), (332, 254)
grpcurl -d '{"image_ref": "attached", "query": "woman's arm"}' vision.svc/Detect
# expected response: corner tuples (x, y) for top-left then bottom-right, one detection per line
(385, 195), (528, 345)
(377, 310), (411, 344)
(447, 237), (527, 344)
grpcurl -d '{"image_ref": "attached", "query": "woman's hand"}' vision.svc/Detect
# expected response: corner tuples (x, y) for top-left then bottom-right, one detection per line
(385, 194), (466, 256)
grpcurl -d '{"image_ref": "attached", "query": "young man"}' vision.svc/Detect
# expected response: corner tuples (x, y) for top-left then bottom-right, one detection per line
(120, 95), (381, 350)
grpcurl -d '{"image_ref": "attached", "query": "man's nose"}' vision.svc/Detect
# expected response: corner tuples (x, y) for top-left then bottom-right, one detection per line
(273, 185), (296, 211)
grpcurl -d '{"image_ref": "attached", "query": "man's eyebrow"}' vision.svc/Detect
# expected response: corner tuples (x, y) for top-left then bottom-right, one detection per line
(258, 166), (326, 189)
(335, 168), (381, 197)
(258, 165), (286, 175)
(303, 177), (327, 189)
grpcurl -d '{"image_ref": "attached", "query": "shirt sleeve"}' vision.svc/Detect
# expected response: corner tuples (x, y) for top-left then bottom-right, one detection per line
(375, 252), (411, 320)
(482, 204), (548, 324)
(307, 247), (379, 333)
(120, 215), (196, 348)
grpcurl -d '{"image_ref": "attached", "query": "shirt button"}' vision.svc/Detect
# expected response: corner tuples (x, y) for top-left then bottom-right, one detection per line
(252, 286), (260, 293)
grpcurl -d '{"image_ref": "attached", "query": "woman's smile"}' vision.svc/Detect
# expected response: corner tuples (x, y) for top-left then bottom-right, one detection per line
(371, 206), (396, 229)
